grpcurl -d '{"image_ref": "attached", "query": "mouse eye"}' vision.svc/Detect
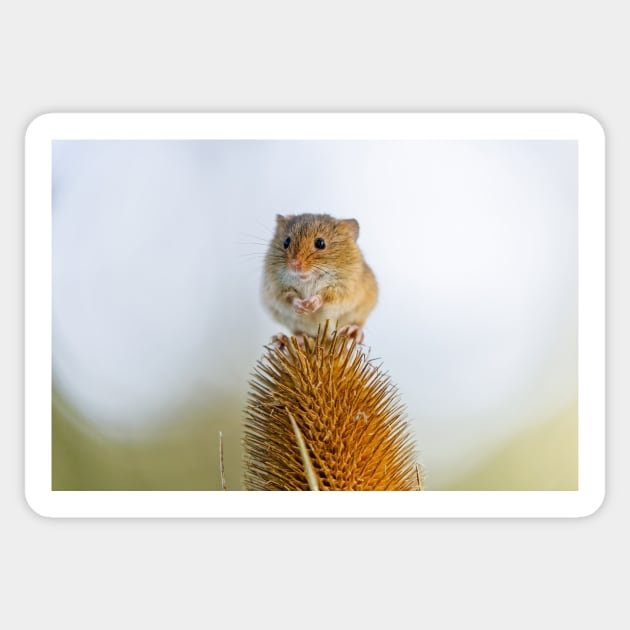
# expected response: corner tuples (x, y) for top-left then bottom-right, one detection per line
(314, 237), (326, 250)
(283, 237), (291, 249)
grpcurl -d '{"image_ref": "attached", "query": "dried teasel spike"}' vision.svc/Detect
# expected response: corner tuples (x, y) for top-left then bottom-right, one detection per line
(243, 323), (423, 491)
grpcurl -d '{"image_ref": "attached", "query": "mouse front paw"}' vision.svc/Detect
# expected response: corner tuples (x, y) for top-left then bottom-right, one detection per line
(291, 297), (309, 314)
(292, 295), (323, 314)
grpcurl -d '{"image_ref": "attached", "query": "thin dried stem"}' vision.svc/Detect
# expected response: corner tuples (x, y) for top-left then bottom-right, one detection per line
(219, 431), (227, 491)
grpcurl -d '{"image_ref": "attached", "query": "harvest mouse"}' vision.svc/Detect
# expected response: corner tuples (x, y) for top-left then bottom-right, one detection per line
(262, 213), (378, 344)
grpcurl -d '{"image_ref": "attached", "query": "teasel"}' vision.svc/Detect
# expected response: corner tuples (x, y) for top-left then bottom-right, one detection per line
(243, 323), (422, 490)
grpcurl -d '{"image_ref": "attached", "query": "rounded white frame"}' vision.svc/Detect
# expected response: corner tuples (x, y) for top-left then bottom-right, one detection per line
(25, 113), (605, 518)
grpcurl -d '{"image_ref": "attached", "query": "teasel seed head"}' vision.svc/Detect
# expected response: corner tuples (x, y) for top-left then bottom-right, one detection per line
(243, 323), (422, 490)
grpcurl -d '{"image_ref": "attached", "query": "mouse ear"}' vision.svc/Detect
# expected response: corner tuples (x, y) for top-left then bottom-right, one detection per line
(275, 214), (289, 230)
(341, 219), (360, 241)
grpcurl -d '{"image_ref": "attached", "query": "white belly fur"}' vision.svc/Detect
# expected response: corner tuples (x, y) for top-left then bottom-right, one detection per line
(265, 275), (355, 337)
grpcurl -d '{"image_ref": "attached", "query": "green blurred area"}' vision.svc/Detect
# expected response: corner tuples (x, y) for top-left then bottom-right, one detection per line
(441, 404), (578, 491)
(52, 389), (578, 492)
(52, 389), (244, 491)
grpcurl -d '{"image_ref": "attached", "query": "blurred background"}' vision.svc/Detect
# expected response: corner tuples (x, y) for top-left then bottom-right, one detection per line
(52, 139), (577, 491)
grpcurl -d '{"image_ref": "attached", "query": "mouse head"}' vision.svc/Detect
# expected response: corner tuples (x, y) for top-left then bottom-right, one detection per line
(271, 213), (361, 280)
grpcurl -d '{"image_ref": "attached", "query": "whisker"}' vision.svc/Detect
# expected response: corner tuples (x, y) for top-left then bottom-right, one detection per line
(237, 237), (269, 245)
(312, 265), (335, 280)
(238, 229), (271, 239)
(234, 243), (269, 249)
(252, 219), (274, 236)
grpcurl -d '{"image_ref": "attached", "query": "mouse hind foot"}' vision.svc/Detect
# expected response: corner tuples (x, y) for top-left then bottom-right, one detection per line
(337, 324), (365, 344)
(271, 332), (309, 351)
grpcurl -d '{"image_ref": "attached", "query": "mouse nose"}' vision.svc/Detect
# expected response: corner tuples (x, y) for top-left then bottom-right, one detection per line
(289, 259), (303, 272)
